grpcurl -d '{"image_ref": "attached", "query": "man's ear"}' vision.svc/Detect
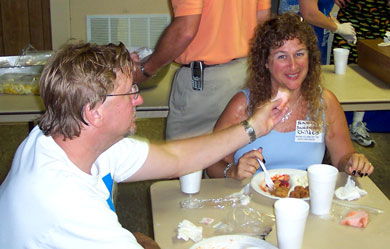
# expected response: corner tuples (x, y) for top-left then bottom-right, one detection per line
(84, 103), (103, 127)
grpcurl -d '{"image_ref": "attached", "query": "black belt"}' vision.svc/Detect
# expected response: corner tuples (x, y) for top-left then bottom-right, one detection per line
(182, 61), (219, 68)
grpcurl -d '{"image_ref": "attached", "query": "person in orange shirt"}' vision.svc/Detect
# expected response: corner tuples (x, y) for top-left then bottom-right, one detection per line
(133, 0), (271, 140)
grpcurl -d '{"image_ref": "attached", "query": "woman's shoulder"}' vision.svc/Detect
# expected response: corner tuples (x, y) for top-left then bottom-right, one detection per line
(214, 91), (249, 131)
(320, 87), (344, 119)
(321, 87), (340, 107)
(232, 90), (249, 104)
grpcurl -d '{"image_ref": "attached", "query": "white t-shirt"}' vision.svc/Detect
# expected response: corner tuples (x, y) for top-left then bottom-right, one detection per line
(0, 126), (149, 249)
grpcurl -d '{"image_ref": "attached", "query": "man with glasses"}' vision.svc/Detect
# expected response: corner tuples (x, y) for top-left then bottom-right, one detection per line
(0, 42), (287, 249)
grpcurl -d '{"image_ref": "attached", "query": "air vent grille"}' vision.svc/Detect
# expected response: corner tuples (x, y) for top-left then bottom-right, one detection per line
(87, 14), (170, 50)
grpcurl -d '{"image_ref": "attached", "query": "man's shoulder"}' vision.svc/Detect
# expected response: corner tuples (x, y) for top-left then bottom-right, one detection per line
(171, 0), (203, 17)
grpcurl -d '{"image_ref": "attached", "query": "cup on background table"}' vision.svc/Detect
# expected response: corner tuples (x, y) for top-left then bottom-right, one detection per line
(274, 198), (309, 249)
(307, 164), (338, 215)
(179, 170), (202, 194)
(333, 48), (350, 75)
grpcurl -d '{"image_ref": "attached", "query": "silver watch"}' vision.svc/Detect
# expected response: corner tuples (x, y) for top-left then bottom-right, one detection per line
(240, 120), (256, 143)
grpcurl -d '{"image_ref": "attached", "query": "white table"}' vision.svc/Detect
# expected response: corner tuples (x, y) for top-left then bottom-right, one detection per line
(150, 175), (390, 249)
(1, 64), (390, 123)
(0, 64), (178, 123)
(322, 64), (390, 111)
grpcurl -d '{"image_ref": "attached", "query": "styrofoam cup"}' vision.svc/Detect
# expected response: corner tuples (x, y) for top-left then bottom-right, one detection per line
(274, 198), (309, 249)
(179, 170), (202, 194)
(308, 164), (338, 215)
(333, 48), (349, 75)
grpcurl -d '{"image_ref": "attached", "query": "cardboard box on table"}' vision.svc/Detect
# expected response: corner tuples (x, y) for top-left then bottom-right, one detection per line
(356, 39), (390, 133)
(357, 39), (390, 85)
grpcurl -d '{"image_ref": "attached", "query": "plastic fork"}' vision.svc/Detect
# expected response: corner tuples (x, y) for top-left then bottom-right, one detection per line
(256, 158), (274, 190)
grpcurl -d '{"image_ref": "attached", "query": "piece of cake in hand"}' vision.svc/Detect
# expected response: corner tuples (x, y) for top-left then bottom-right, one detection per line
(271, 87), (291, 108)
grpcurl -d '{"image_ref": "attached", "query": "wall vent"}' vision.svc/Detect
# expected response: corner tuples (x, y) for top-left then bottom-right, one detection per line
(87, 14), (170, 50)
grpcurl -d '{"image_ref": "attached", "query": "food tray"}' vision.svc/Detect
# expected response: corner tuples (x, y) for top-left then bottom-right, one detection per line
(0, 72), (41, 95)
(0, 51), (52, 67)
(0, 51), (52, 95)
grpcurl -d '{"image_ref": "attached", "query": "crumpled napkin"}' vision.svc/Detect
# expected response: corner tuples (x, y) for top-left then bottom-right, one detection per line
(177, 219), (202, 242)
(378, 31), (390, 46)
(335, 176), (367, 201)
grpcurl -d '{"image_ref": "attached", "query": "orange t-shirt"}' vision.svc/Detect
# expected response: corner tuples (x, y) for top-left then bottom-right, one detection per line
(172, 0), (270, 65)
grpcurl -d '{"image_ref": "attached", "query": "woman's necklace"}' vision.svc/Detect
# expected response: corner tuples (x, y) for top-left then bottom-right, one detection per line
(281, 95), (302, 123)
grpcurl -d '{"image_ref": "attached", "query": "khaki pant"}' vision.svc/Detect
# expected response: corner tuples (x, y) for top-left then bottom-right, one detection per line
(166, 58), (248, 140)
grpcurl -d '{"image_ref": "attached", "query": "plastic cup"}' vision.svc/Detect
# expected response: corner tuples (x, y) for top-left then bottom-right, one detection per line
(179, 170), (202, 194)
(274, 198), (309, 249)
(333, 48), (350, 75)
(307, 164), (339, 215)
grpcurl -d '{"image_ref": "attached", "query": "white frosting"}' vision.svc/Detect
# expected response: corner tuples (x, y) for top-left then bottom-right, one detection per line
(291, 174), (308, 188)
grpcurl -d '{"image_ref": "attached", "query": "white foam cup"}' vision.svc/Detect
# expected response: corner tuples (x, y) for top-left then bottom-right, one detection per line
(307, 164), (338, 215)
(274, 198), (309, 249)
(333, 48), (350, 75)
(179, 170), (202, 194)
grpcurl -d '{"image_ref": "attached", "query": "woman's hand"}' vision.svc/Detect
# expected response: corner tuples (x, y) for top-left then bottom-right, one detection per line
(227, 148), (264, 180)
(344, 153), (374, 177)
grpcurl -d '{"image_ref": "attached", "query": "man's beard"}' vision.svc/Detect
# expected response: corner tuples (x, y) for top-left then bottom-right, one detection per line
(123, 108), (137, 137)
(123, 126), (136, 138)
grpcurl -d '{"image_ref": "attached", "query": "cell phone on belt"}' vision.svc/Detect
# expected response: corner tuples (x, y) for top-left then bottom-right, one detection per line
(190, 61), (203, 91)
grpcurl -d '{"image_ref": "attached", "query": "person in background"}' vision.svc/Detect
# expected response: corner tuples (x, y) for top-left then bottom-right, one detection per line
(0, 42), (287, 249)
(278, 0), (356, 64)
(349, 111), (375, 147)
(132, 0), (271, 140)
(206, 13), (374, 180)
(332, 0), (390, 147)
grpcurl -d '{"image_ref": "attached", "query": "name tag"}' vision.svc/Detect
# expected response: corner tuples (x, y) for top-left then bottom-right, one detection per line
(295, 120), (323, 143)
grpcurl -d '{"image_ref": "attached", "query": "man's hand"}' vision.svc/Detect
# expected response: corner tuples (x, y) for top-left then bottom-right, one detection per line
(133, 232), (161, 249)
(133, 62), (150, 84)
(249, 98), (288, 138)
(130, 52), (150, 84)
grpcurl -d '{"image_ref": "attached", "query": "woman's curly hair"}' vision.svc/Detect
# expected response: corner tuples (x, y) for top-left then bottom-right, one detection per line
(247, 13), (324, 128)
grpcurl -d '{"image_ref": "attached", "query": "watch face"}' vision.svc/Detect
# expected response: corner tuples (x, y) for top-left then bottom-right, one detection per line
(241, 120), (256, 142)
(248, 128), (256, 142)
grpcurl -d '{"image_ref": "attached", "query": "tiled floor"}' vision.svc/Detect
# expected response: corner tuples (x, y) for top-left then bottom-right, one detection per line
(0, 118), (389, 238)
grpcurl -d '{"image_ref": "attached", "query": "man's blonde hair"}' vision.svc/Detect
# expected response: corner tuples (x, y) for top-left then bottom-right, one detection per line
(38, 42), (134, 139)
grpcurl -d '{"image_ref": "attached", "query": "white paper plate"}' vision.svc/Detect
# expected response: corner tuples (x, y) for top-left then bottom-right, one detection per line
(251, 168), (309, 200)
(189, 234), (277, 249)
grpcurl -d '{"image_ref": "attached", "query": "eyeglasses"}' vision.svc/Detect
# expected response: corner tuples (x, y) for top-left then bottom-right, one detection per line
(106, 84), (140, 99)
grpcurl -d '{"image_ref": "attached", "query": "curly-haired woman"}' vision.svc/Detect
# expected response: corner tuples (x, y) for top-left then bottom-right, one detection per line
(206, 13), (373, 180)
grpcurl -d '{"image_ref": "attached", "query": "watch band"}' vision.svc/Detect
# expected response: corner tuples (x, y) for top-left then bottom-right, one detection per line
(223, 162), (234, 178)
(140, 63), (152, 78)
(240, 119), (256, 143)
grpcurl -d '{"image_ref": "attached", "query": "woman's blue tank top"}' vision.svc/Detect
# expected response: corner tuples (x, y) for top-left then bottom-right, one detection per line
(233, 89), (326, 173)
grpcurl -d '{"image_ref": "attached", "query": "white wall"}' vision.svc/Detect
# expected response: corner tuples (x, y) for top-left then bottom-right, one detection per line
(50, 0), (172, 50)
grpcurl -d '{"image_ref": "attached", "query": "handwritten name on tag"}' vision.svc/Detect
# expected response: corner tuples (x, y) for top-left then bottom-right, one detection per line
(295, 120), (323, 143)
